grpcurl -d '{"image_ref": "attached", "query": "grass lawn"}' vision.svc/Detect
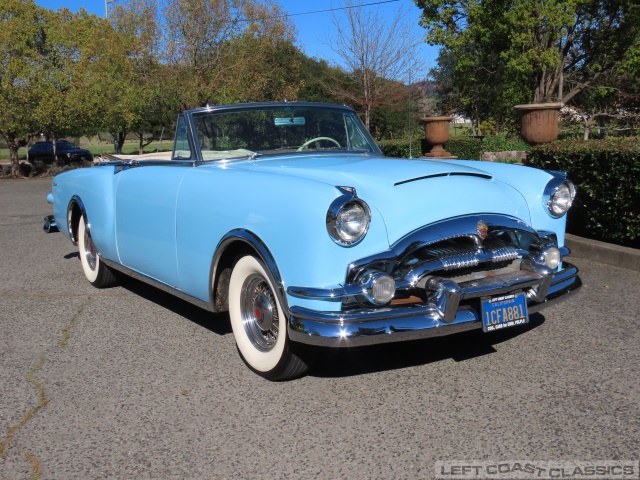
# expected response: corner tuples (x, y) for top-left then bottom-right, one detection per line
(0, 140), (172, 162)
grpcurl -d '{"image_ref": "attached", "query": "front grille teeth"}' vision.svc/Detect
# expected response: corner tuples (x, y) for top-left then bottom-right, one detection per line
(491, 246), (519, 262)
(440, 253), (480, 270)
(423, 242), (519, 271)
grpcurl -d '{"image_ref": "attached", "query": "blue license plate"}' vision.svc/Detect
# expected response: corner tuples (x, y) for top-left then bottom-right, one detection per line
(481, 292), (528, 333)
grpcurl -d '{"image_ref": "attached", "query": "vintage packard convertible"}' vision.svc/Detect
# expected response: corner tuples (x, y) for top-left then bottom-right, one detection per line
(44, 102), (582, 380)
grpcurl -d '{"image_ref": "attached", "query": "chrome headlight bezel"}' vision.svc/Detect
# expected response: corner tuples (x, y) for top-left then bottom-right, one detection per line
(544, 174), (576, 218)
(326, 186), (371, 246)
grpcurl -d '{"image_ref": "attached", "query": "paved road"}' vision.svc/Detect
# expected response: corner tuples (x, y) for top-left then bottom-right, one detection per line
(1, 178), (639, 479)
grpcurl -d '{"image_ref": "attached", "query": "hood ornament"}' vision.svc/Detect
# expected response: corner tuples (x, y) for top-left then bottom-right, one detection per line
(477, 220), (489, 239)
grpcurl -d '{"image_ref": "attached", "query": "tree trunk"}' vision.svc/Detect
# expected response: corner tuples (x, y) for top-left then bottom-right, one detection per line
(112, 132), (126, 154)
(3, 136), (23, 177)
(583, 120), (590, 140)
(10, 142), (20, 177)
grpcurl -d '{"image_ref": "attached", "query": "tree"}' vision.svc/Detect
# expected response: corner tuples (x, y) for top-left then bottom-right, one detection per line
(163, 0), (298, 109)
(416, 0), (640, 105)
(32, 8), (120, 154)
(427, 45), (529, 133)
(325, 0), (423, 129)
(110, 0), (177, 153)
(0, 0), (47, 176)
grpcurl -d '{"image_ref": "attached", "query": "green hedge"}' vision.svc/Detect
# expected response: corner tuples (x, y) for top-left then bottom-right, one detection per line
(445, 138), (482, 159)
(482, 135), (530, 153)
(379, 139), (422, 158)
(380, 137), (482, 160)
(527, 138), (640, 248)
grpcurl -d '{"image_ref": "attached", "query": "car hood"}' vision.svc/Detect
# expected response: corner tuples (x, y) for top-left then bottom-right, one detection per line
(233, 154), (531, 245)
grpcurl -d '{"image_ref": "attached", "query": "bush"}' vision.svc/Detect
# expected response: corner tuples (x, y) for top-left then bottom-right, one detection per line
(380, 137), (483, 160)
(527, 138), (640, 248)
(483, 135), (530, 153)
(379, 139), (423, 158)
(445, 138), (482, 159)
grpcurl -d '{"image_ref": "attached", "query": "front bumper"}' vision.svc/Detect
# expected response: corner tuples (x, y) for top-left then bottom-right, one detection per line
(288, 263), (581, 347)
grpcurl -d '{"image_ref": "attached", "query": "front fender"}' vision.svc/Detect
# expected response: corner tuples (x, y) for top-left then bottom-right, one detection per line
(174, 167), (391, 312)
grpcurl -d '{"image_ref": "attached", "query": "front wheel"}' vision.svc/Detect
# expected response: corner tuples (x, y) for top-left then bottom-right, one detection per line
(78, 215), (119, 288)
(228, 255), (314, 380)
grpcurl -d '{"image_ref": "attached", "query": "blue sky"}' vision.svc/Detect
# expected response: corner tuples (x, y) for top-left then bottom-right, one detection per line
(32, 0), (437, 76)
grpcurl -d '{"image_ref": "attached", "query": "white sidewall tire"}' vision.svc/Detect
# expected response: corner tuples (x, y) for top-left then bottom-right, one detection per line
(229, 256), (287, 373)
(78, 216), (99, 283)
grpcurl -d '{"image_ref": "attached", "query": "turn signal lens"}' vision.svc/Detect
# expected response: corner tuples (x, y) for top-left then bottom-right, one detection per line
(542, 246), (561, 269)
(371, 274), (395, 304)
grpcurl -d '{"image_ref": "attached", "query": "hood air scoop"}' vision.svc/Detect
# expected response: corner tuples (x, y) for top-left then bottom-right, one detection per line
(394, 171), (492, 187)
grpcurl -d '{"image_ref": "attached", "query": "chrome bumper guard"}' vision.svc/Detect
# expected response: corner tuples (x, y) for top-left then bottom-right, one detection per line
(288, 263), (581, 347)
(43, 215), (58, 233)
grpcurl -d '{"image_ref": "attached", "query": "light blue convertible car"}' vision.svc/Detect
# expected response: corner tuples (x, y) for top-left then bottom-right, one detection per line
(45, 102), (582, 380)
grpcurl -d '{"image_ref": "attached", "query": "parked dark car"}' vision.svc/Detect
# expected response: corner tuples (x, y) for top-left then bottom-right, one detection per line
(28, 140), (93, 165)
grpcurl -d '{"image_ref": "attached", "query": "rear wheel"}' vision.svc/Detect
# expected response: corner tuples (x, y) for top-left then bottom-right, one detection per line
(228, 255), (314, 380)
(78, 215), (119, 288)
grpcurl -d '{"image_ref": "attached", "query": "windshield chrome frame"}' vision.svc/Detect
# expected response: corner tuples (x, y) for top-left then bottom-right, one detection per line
(186, 102), (382, 163)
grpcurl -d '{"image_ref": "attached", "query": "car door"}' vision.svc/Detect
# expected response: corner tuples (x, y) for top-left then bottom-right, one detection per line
(115, 165), (190, 287)
(44, 143), (55, 163)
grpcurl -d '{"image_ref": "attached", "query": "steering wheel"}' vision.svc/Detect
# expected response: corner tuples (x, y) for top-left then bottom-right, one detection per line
(297, 137), (341, 151)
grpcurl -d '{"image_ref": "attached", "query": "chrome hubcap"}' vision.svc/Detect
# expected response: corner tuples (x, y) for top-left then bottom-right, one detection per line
(83, 230), (97, 271)
(240, 273), (279, 351)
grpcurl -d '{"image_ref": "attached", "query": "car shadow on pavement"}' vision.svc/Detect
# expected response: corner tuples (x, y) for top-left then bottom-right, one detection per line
(119, 276), (233, 336)
(311, 313), (545, 378)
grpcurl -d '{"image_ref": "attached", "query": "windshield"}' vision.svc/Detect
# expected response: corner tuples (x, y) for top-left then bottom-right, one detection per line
(191, 106), (378, 161)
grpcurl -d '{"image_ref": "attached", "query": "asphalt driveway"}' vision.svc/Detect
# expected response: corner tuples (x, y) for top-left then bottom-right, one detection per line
(1, 178), (638, 479)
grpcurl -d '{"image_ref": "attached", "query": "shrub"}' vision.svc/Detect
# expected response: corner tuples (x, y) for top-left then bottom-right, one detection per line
(379, 139), (423, 158)
(482, 135), (531, 153)
(527, 138), (640, 248)
(380, 137), (483, 160)
(445, 138), (482, 159)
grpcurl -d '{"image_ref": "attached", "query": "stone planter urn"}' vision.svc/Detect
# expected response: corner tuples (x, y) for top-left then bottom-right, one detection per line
(421, 116), (457, 159)
(514, 103), (563, 145)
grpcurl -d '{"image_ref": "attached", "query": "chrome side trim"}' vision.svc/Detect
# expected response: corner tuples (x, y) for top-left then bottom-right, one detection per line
(100, 257), (213, 312)
(210, 229), (289, 315)
(288, 263), (581, 348)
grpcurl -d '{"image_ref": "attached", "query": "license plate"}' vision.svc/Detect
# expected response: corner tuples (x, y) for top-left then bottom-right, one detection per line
(481, 292), (528, 333)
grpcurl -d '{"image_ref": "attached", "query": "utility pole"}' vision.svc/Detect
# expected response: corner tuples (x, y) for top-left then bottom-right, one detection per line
(105, 0), (117, 19)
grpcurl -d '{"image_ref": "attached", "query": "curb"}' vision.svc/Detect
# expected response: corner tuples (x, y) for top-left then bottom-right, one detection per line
(565, 234), (640, 272)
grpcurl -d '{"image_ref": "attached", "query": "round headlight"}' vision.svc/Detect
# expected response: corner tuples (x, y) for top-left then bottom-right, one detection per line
(336, 202), (367, 242)
(327, 195), (371, 246)
(548, 181), (576, 217)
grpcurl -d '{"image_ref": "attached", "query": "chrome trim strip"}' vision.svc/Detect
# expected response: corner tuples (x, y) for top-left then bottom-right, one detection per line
(100, 257), (213, 312)
(394, 172), (492, 186)
(287, 263), (581, 347)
